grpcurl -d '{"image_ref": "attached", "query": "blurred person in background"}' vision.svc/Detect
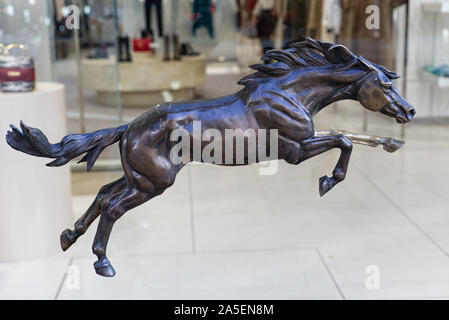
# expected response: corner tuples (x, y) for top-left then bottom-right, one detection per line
(281, 0), (308, 47)
(252, 0), (278, 52)
(192, 0), (216, 39)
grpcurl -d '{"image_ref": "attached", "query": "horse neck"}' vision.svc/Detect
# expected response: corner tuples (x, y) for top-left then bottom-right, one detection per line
(281, 66), (367, 116)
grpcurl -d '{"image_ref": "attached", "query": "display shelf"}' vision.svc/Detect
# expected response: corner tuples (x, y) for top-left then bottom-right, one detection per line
(423, 71), (449, 88)
(81, 54), (207, 107)
(421, 1), (449, 14)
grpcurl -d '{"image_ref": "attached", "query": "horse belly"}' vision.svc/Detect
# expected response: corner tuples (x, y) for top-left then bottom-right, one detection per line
(200, 128), (300, 166)
(195, 107), (261, 165)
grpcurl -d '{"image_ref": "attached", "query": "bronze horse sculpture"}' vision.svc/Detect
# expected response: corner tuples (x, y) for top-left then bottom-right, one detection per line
(6, 37), (415, 277)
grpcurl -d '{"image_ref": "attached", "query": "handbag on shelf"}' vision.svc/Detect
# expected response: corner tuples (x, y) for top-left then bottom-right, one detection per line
(133, 37), (152, 52)
(0, 44), (36, 93)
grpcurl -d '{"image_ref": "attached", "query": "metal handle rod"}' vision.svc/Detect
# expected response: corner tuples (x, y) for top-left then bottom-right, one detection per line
(315, 130), (405, 153)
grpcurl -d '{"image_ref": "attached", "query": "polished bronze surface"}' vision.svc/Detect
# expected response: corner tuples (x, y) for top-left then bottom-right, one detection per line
(6, 37), (415, 277)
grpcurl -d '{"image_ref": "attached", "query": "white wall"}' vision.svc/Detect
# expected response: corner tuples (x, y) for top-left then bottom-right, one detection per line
(117, 0), (145, 38)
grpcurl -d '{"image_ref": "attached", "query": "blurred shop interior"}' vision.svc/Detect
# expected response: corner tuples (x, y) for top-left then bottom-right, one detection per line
(1, 0), (447, 130)
(1, 0), (448, 136)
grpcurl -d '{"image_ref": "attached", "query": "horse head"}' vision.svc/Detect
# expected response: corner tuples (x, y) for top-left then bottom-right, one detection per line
(356, 56), (416, 124)
(239, 37), (416, 124)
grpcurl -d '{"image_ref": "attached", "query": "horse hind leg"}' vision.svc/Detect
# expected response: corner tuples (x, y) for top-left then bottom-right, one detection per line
(60, 177), (127, 251)
(91, 173), (173, 277)
(91, 183), (150, 277)
(91, 165), (178, 277)
(91, 125), (180, 276)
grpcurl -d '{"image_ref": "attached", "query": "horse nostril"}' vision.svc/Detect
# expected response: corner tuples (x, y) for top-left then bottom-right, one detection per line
(408, 108), (416, 120)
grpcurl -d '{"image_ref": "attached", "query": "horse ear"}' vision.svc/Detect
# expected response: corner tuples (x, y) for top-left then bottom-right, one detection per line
(376, 65), (401, 79)
(335, 59), (359, 72)
(328, 44), (357, 62)
(357, 56), (376, 71)
(387, 72), (401, 80)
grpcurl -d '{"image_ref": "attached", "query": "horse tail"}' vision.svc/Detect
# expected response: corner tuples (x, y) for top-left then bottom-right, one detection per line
(6, 121), (129, 171)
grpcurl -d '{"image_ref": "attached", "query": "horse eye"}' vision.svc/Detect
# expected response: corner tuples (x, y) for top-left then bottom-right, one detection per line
(382, 82), (392, 89)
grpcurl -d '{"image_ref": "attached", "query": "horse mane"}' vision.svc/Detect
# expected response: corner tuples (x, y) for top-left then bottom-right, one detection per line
(238, 37), (399, 87)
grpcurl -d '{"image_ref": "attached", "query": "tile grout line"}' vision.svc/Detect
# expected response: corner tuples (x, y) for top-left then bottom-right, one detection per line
(314, 247), (346, 300)
(354, 166), (449, 259)
(73, 245), (320, 261)
(187, 165), (197, 254)
(54, 257), (74, 300)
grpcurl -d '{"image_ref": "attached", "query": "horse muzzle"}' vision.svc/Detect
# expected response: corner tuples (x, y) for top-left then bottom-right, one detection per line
(382, 101), (416, 124)
(396, 105), (416, 124)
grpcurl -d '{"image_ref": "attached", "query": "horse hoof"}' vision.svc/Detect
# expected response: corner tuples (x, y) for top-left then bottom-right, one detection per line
(94, 259), (116, 277)
(319, 176), (333, 197)
(60, 229), (76, 251)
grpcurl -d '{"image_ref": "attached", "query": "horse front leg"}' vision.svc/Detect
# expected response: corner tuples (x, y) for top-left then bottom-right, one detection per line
(299, 134), (353, 197)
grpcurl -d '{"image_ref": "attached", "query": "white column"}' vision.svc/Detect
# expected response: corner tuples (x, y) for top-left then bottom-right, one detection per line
(0, 82), (72, 261)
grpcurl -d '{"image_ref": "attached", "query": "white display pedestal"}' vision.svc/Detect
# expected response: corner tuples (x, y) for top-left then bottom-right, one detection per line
(81, 54), (207, 107)
(0, 82), (72, 262)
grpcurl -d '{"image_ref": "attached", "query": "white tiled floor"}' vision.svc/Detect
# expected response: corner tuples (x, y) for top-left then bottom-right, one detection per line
(1, 102), (449, 300)
(59, 249), (341, 300)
